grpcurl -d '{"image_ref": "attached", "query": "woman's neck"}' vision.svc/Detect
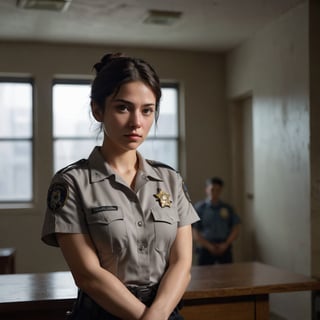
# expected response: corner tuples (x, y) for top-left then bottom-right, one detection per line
(100, 144), (139, 189)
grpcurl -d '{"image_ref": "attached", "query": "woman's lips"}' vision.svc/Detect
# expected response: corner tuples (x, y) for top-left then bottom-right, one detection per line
(125, 133), (142, 141)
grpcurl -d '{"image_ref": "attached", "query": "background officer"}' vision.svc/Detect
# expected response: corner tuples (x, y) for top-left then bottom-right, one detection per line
(192, 177), (241, 265)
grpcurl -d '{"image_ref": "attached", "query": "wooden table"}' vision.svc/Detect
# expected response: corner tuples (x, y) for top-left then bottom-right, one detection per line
(0, 262), (319, 320)
(181, 262), (320, 320)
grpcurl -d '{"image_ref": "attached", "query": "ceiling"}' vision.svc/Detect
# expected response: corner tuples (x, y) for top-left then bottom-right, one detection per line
(0, 0), (305, 52)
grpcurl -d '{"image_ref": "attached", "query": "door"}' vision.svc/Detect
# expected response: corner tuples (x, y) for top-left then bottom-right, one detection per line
(230, 95), (255, 261)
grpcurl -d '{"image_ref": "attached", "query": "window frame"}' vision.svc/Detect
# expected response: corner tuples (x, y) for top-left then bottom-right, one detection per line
(0, 77), (34, 204)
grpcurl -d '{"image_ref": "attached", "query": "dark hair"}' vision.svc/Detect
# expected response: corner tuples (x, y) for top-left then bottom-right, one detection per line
(206, 177), (224, 187)
(91, 52), (161, 122)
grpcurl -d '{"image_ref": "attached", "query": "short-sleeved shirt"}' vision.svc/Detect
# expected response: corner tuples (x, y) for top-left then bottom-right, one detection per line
(193, 199), (240, 243)
(41, 147), (199, 286)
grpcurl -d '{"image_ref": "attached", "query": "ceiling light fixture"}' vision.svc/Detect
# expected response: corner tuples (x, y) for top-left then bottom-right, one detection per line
(16, 0), (72, 12)
(143, 9), (182, 26)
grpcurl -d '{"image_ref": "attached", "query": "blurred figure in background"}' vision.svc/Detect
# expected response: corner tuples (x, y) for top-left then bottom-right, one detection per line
(192, 177), (241, 265)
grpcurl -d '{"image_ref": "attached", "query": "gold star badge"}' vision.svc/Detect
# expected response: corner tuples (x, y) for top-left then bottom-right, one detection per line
(154, 189), (172, 208)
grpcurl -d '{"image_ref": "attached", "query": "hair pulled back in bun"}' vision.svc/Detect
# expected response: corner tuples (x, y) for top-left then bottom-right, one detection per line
(92, 52), (124, 74)
(90, 52), (161, 123)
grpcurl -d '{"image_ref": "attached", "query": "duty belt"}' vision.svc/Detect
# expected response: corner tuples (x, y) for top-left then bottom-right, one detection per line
(126, 283), (159, 306)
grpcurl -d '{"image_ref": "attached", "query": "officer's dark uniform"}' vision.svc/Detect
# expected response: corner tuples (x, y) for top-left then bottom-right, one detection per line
(42, 146), (199, 319)
(193, 199), (240, 265)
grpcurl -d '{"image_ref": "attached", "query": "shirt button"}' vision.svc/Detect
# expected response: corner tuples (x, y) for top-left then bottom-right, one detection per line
(137, 221), (143, 227)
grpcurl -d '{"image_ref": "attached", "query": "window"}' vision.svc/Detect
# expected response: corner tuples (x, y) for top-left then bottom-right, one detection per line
(53, 82), (179, 172)
(138, 86), (179, 169)
(0, 80), (33, 202)
(53, 81), (97, 173)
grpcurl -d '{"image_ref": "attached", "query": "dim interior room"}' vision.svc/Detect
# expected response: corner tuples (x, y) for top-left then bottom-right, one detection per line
(0, 0), (320, 319)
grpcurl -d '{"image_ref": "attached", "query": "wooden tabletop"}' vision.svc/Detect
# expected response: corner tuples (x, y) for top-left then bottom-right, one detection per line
(0, 271), (77, 304)
(185, 261), (320, 299)
(0, 262), (319, 308)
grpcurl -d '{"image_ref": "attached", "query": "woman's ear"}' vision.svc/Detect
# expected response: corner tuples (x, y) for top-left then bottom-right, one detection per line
(91, 101), (103, 122)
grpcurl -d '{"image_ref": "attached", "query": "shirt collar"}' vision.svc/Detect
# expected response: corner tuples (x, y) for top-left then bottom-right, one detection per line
(88, 147), (163, 183)
(88, 146), (114, 183)
(136, 152), (163, 182)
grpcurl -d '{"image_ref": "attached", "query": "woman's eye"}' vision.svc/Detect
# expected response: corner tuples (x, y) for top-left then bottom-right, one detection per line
(117, 105), (129, 113)
(142, 107), (154, 115)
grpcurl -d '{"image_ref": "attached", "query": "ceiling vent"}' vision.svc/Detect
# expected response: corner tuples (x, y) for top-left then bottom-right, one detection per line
(143, 9), (182, 26)
(16, 0), (72, 12)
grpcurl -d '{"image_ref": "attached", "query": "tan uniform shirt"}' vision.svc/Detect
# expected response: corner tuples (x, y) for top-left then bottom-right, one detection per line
(42, 147), (199, 285)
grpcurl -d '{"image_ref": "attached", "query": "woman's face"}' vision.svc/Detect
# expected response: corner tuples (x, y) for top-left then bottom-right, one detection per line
(101, 81), (156, 152)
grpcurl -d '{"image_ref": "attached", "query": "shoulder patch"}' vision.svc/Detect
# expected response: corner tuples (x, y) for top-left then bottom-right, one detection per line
(146, 159), (177, 172)
(47, 182), (68, 211)
(57, 159), (87, 174)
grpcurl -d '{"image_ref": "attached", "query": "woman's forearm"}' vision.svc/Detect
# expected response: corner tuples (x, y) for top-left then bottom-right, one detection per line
(149, 260), (191, 318)
(76, 267), (147, 320)
(142, 225), (193, 320)
(58, 233), (146, 320)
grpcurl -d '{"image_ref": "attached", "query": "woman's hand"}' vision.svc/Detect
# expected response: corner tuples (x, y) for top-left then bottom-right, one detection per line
(140, 306), (167, 320)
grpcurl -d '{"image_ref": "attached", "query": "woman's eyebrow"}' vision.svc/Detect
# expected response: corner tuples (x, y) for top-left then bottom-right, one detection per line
(112, 98), (155, 107)
(112, 98), (132, 104)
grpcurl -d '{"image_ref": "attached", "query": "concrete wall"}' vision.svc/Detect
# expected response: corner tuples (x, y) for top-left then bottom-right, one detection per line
(310, 0), (320, 281)
(227, 2), (310, 319)
(0, 42), (229, 272)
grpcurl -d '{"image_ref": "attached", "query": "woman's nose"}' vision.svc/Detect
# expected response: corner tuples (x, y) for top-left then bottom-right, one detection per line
(129, 111), (142, 128)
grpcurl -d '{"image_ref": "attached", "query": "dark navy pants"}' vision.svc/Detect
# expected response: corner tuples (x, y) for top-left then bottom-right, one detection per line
(197, 246), (233, 265)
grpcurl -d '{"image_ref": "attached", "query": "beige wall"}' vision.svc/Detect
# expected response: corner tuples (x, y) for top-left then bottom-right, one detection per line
(0, 43), (229, 272)
(0, 2), (315, 318)
(227, 2), (311, 319)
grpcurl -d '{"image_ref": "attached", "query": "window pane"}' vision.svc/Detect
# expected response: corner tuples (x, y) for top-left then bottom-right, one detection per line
(54, 139), (100, 172)
(0, 82), (32, 138)
(53, 84), (96, 137)
(138, 139), (177, 170)
(148, 87), (178, 137)
(0, 141), (32, 201)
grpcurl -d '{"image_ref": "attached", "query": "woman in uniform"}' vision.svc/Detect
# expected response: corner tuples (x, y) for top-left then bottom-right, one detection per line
(41, 52), (199, 320)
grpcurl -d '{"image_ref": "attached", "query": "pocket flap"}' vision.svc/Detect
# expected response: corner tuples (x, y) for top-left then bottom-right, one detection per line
(151, 207), (179, 224)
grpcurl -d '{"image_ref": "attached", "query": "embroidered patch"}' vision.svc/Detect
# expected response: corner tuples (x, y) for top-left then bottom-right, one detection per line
(47, 182), (68, 211)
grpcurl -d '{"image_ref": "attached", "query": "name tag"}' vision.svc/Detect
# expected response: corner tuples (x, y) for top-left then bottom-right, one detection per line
(91, 206), (118, 214)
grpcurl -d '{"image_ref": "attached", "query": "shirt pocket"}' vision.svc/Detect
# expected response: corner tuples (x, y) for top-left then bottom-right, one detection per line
(86, 206), (128, 254)
(151, 207), (179, 252)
